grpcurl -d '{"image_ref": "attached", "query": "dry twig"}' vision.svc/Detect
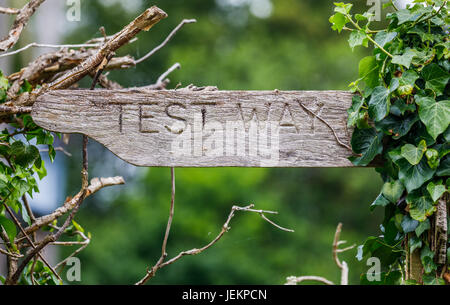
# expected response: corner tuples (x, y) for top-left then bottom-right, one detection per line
(284, 223), (355, 285)
(21, 176), (125, 237)
(0, 0), (46, 52)
(0, 7), (20, 15)
(10, 6), (167, 106)
(0, 42), (103, 59)
(136, 171), (293, 286)
(135, 19), (196, 64)
(141, 63), (181, 90)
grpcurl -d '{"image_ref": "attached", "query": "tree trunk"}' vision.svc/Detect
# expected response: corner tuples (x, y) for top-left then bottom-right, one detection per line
(408, 194), (449, 284)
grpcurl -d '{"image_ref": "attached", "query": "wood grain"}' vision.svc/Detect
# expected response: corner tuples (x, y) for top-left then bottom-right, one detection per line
(32, 89), (355, 167)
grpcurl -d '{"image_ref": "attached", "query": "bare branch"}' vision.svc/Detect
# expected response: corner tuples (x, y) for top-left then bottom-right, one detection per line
(0, 247), (23, 258)
(0, 0), (46, 52)
(39, 146), (72, 157)
(11, 6), (167, 106)
(0, 105), (32, 115)
(259, 213), (295, 233)
(136, 203), (292, 285)
(161, 168), (176, 259)
(22, 195), (36, 224)
(434, 195), (448, 264)
(22, 176), (125, 237)
(0, 7), (20, 15)
(1, 199), (62, 284)
(136, 168), (175, 285)
(332, 223), (345, 269)
(157, 63), (181, 85)
(285, 276), (335, 285)
(53, 230), (90, 270)
(140, 63), (181, 90)
(9, 134), (90, 284)
(95, 73), (123, 90)
(46, 6), (167, 91)
(6, 50), (134, 99)
(135, 19), (197, 64)
(332, 223), (354, 285)
(0, 42), (104, 59)
(285, 223), (355, 285)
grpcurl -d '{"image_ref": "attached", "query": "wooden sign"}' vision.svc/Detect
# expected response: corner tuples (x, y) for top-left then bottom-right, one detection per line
(32, 89), (354, 167)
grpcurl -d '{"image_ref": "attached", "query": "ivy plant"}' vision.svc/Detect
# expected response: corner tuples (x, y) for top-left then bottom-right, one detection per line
(330, 1), (449, 284)
(0, 72), (84, 285)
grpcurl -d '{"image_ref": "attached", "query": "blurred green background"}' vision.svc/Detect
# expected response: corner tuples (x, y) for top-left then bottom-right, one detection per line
(53, 0), (387, 284)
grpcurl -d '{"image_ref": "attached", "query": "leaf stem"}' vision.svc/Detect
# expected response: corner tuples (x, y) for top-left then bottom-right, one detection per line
(345, 14), (394, 58)
(390, 0), (399, 11)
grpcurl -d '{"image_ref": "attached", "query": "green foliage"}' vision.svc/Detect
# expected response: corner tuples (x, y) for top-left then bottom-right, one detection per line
(0, 71), (65, 284)
(0, 71), (8, 103)
(331, 0), (449, 284)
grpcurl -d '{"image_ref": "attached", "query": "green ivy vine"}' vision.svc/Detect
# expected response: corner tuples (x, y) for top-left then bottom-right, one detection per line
(330, 1), (449, 284)
(0, 72), (66, 285)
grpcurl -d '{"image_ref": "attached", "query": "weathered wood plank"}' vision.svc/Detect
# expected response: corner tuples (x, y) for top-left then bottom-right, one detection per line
(32, 89), (355, 167)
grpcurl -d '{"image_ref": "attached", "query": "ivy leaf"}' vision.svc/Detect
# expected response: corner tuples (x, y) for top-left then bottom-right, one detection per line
(409, 26), (438, 43)
(9, 142), (40, 168)
(359, 56), (380, 89)
(401, 215), (419, 233)
(368, 86), (390, 121)
(381, 180), (404, 203)
(21, 203), (31, 226)
(334, 2), (353, 14)
(397, 158), (435, 192)
(420, 246), (437, 274)
(349, 30), (368, 50)
(0, 215), (17, 244)
(360, 270), (402, 285)
(414, 123), (436, 146)
(72, 220), (85, 233)
(391, 48), (417, 69)
(398, 70), (419, 87)
(0, 71), (8, 103)
(415, 219), (430, 237)
(421, 63), (450, 96)
(400, 140), (427, 165)
(406, 191), (436, 221)
(374, 31), (397, 48)
(370, 193), (391, 211)
(375, 114), (418, 139)
(329, 13), (348, 33)
(444, 126), (450, 142)
(408, 236), (422, 253)
(349, 128), (383, 166)
(422, 274), (445, 285)
(425, 148), (440, 169)
(437, 143), (450, 158)
(11, 177), (30, 201)
(392, 8), (425, 25)
(436, 155), (450, 176)
(426, 181), (446, 202)
(360, 236), (402, 267)
(347, 95), (364, 127)
(415, 97), (450, 140)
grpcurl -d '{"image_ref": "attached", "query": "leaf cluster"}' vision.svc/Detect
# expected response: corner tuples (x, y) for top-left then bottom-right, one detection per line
(331, 1), (449, 284)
